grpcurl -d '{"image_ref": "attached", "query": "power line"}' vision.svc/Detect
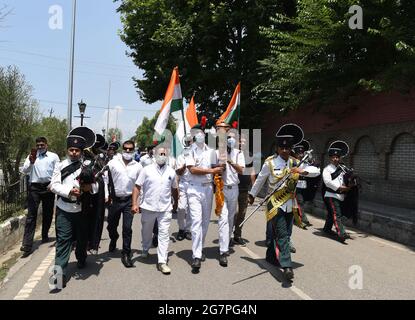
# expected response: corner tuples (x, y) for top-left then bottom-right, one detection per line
(0, 56), (136, 79)
(37, 99), (159, 113)
(0, 47), (137, 70)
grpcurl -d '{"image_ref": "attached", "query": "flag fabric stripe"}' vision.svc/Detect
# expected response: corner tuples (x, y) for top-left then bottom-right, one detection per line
(216, 82), (240, 125)
(154, 67), (183, 135)
(186, 96), (198, 128)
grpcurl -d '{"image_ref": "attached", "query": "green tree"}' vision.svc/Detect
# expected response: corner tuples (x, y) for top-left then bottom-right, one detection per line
(107, 128), (123, 143)
(135, 111), (176, 150)
(0, 66), (38, 187)
(34, 117), (67, 158)
(116, 0), (293, 128)
(255, 0), (415, 112)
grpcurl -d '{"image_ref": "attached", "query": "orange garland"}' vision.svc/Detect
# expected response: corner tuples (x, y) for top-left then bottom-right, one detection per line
(214, 174), (225, 216)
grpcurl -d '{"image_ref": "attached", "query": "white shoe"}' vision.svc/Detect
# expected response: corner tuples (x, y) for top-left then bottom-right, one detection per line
(158, 263), (171, 275)
(140, 250), (149, 258)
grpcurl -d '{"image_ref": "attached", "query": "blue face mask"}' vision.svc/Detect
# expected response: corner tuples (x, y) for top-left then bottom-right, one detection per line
(227, 137), (236, 149)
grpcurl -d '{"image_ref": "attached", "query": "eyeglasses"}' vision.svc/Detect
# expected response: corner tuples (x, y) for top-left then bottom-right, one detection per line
(123, 147), (134, 152)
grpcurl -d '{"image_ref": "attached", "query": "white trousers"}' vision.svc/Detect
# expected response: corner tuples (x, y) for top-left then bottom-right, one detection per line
(187, 183), (213, 259)
(141, 209), (172, 264)
(177, 182), (192, 231)
(218, 186), (239, 254)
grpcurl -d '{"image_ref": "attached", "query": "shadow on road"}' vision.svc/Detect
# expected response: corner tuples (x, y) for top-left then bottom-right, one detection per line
(312, 228), (349, 245)
(240, 256), (304, 288)
(67, 252), (111, 282)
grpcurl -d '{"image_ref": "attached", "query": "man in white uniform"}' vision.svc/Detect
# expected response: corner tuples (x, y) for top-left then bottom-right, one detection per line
(216, 130), (245, 267)
(131, 147), (178, 275)
(322, 140), (352, 243)
(175, 134), (193, 241)
(248, 124), (320, 280)
(186, 124), (223, 272)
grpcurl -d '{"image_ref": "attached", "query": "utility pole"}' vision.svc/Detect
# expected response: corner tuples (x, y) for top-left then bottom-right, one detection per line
(106, 80), (111, 139)
(48, 108), (54, 118)
(67, 0), (77, 132)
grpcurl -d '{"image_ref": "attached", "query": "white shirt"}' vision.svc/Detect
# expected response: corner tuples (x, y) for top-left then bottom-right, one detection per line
(323, 163), (345, 201)
(135, 163), (178, 212)
(140, 154), (155, 167)
(175, 149), (192, 184)
(249, 155), (320, 212)
(186, 143), (217, 184)
(22, 151), (60, 184)
(216, 148), (245, 186)
(50, 159), (99, 213)
(296, 162), (321, 189)
(108, 154), (143, 197)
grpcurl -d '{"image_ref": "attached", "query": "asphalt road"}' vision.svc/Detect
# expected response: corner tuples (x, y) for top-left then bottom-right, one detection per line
(1, 202), (414, 300)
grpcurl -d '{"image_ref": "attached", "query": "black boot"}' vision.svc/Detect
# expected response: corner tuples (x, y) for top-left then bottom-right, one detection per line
(283, 267), (294, 280)
(121, 253), (134, 268)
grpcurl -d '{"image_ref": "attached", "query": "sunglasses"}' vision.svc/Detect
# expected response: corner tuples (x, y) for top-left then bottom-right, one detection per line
(123, 147), (134, 152)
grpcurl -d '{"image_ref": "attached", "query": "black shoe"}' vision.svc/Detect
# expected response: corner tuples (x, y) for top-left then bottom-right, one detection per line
(304, 221), (313, 227)
(121, 254), (134, 268)
(77, 260), (86, 269)
(20, 246), (32, 258)
(290, 245), (296, 253)
(219, 254), (228, 267)
(192, 258), (201, 269)
(176, 230), (185, 241)
(338, 235), (347, 243)
(233, 237), (246, 246)
(41, 237), (50, 244)
(283, 267), (294, 280)
(343, 233), (352, 240)
(152, 235), (158, 248)
(109, 239), (116, 252)
(229, 239), (234, 247)
(185, 231), (192, 240)
(201, 252), (206, 262)
(323, 229), (337, 237)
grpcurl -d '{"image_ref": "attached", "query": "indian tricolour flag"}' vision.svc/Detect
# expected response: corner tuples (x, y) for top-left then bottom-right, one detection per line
(216, 82), (240, 125)
(154, 67), (183, 136)
(173, 96), (198, 157)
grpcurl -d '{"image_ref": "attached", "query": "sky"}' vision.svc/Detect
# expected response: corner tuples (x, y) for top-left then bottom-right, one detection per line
(0, 0), (160, 140)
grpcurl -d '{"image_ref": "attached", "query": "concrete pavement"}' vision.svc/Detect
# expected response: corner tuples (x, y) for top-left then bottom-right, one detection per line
(0, 202), (414, 300)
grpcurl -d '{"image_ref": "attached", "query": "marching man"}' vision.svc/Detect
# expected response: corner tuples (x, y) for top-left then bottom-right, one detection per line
(131, 147), (178, 275)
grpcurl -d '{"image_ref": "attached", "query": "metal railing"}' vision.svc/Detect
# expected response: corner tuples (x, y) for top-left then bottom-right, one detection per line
(0, 175), (28, 222)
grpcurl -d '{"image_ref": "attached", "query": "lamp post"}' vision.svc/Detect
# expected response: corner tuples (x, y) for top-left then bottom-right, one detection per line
(102, 128), (106, 140)
(75, 100), (90, 126)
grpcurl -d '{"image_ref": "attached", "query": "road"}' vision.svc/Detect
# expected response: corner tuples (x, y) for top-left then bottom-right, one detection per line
(1, 202), (414, 300)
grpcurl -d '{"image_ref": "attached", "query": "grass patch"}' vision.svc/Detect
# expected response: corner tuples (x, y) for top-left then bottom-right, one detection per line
(0, 252), (21, 283)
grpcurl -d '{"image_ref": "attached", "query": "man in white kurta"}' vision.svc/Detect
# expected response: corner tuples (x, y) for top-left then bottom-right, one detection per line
(132, 147), (178, 275)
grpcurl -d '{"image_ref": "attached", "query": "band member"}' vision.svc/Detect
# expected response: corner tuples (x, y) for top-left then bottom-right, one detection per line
(233, 134), (256, 245)
(131, 147), (178, 275)
(187, 123), (222, 272)
(175, 134), (193, 241)
(216, 129), (245, 266)
(322, 141), (352, 242)
(86, 134), (108, 255)
(106, 140), (143, 268)
(248, 124), (319, 280)
(107, 142), (120, 161)
(20, 137), (60, 257)
(49, 129), (98, 288)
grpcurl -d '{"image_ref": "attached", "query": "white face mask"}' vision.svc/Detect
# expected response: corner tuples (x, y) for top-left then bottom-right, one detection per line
(156, 155), (167, 166)
(122, 152), (133, 161)
(195, 133), (205, 145)
(37, 149), (46, 156)
(227, 137), (236, 149)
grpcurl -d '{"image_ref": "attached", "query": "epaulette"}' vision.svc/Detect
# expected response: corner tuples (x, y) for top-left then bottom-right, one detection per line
(265, 155), (276, 162)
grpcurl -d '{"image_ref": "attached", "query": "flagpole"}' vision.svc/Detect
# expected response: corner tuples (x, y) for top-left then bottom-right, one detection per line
(237, 82), (241, 132)
(180, 100), (187, 136)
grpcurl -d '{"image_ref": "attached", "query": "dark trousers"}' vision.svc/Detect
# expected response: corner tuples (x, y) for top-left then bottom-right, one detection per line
(107, 197), (134, 255)
(234, 190), (249, 238)
(266, 209), (294, 268)
(22, 184), (55, 248)
(323, 197), (346, 237)
(87, 180), (106, 250)
(55, 207), (88, 274)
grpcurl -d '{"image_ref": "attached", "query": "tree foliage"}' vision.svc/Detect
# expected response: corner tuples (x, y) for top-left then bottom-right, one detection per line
(0, 66), (38, 186)
(116, 0), (292, 128)
(134, 111), (176, 150)
(255, 0), (415, 112)
(107, 128), (123, 143)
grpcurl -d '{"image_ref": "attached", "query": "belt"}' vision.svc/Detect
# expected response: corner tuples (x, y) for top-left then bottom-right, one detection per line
(30, 182), (50, 188)
(224, 185), (237, 189)
(189, 182), (212, 187)
(114, 195), (132, 202)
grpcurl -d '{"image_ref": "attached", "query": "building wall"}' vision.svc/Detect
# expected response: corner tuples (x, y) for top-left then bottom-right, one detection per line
(262, 90), (415, 209)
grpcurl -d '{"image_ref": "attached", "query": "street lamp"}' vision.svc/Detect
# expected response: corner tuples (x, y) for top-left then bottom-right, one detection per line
(102, 128), (106, 140)
(75, 99), (90, 126)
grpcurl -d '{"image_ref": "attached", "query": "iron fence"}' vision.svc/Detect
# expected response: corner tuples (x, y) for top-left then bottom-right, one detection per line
(0, 175), (28, 222)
